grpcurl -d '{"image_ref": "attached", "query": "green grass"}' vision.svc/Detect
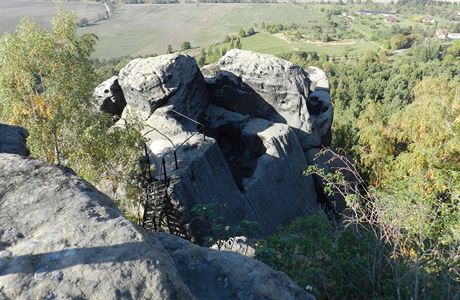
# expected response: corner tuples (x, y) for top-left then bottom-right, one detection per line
(79, 2), (457, 60)
(80, 3), (330, 59)
(192, 4), (328, 45)
(239, 32), (380, 56)
(240, 32), (292, 54)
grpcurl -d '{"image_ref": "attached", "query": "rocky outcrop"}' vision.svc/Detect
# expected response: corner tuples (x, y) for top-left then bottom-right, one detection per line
(93, 76), (127, 117)
(0, 123), (29, 156)
(0, 127), (314, 299)
(211, 236), (255, 257)
(100, 50), (333, 239)
(118, 54), (209, 121)
(0, 154), (193, 300)
(202, 49), (333, 150)
(306, 66), (329, 91)
(156, 233), (314, 300)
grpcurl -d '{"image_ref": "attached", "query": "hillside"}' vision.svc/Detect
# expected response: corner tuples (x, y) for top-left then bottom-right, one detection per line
(0, 0), (107, 34)
(0, 3), (459, 299)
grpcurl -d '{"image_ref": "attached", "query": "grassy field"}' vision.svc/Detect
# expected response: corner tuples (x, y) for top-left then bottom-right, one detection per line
(80, 3), (334, 58)
(4, 1), (453, 60)
(0, 0), (106, 35)
(228, 32), (380, 56)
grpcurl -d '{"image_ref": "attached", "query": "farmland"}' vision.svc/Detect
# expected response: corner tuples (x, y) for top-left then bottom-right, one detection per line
(79, 3), (333, 58)
(240, 32), (380, 56)
(0, 0), (107, 34)
(1, 1), (459, 60)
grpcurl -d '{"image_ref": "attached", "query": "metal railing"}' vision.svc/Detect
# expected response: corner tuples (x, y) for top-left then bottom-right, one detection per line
(140, 110), (204, 239)
(142, 109), (206, 182)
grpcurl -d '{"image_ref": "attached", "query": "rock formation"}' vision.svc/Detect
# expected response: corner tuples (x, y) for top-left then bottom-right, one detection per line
(118, 54), (209, 121)
(156, 233), (312, 300)
(0, 124), (314, 299)
(202, 50), (333, 149)
(107, 49), (335, 239)
(94, 76), (127, 117)
(0, 123), (29, 157)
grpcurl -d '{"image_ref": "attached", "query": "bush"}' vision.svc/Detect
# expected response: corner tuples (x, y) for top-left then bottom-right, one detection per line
(256, 213), (393, 298)
(180, 41), (191, 51)
(0, 12), (145, 221)
(390, 34), (414, 50)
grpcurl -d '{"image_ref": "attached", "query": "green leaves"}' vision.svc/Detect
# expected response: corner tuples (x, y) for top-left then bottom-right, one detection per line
(0, 12), (144, 220)
(0, 11), (97, 164)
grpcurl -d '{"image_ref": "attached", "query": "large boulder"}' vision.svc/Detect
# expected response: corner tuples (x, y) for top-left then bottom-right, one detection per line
(0, 154), (193, 299)
(100, 50), (334, 239)
(118, 54), (209, 121)
(202, 49), (333, 150)
(239, 120), (317, 234)
(0, 123), (29, 156)
(0, 149), (314, 299)
(159, 112), (318, 238)
(306, 66), (329, 91)
(156, 233), (314, 300)
(93, 76), (127, 117)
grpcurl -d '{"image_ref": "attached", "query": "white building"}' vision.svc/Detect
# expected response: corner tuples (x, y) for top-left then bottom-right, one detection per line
(448, 33), (460, 40)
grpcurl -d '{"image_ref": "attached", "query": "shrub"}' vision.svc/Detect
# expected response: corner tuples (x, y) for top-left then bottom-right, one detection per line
(390, 34), (414, 50)
(180, 41), (191, 51)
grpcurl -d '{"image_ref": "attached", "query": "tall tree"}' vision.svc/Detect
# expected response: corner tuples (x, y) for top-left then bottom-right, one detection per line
(0, 12), (144, 218)
(0, 12), (97, 164)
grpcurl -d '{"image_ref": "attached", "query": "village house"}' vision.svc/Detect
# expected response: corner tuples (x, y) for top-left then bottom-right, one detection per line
(448, 33), (460, 40)
(420, 15), (435, 23)
(436, 28), (460, 40)
(384, 15), (398, 23)
(436, 29), (449, 39)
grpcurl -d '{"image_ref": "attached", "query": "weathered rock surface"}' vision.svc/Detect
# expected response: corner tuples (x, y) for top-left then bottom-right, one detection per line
(0, 128), (314, 299)
(118, 54), (209, 121)
(211, 236), (256, 257)
(100, 50), (333, 239)
(306, 90), (333, 146)
(0, 154), (194, 300)
(238, 120), (317, 234)
(93, 76), (127, 117)
(156, 233), (314, 300)
(306, 66), (329, 91)
(157, 115), (318, 237)
(202, 49), (333, 150)
(0, 123), (28, 156)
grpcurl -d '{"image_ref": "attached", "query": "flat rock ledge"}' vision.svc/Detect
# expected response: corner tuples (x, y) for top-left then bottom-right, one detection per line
(0, 126), (314, 299)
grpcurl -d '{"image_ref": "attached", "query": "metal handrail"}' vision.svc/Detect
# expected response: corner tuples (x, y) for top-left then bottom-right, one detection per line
(142, 110), (206, 183)
(142, 125), (175, 148)
(141, 110), (205, 238)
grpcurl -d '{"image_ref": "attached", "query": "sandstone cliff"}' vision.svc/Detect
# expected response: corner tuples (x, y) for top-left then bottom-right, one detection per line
(95, 50), (335, 238)
(0, 123), (314, 300)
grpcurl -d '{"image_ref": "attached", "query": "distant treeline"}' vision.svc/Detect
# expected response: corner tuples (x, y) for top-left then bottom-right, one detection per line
(111, 0), (278, 2)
